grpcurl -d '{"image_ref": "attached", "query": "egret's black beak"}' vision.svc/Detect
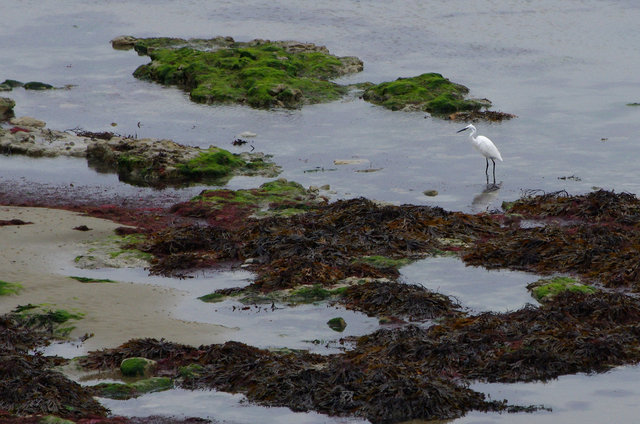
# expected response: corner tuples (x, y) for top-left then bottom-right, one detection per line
(456, 127), (469, 133)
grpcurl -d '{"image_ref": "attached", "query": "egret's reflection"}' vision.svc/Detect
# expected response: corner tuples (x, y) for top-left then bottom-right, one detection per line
(471, 183), (501, 212)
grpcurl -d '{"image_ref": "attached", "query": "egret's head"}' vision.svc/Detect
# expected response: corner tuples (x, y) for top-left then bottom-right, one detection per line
(456, 124), (476, 133)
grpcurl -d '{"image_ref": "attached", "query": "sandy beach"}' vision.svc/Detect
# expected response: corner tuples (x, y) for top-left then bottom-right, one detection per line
(0, 205), (229, 352)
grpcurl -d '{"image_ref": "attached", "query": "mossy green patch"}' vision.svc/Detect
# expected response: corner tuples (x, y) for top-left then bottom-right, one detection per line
(198, 292), (226, 303)
(353, 255), (410, 269)
(178, 148), (245, 178)
(178, 363), (205, 379)
(129, 39), (359, 108)
(76, 233), (151, 269)
(362, 73), (488, 115)
(91, 377), (172, 400)
(121, 357), (156, 377)
(190, 179), (320, 218)
(69, 276), (117, 284)
(39, 416), (75, 424)
(12, 304), (84, 338)
(0, 280), (22, 295)
(199, 284), (348, 306)
(527, 276), (596, 302)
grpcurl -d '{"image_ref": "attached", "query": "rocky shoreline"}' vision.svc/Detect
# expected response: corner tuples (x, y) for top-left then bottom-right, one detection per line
(3, 172), (640, 422)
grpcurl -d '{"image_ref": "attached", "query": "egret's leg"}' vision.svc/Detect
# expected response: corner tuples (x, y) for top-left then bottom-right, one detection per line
(485, 158), (489, 184)
(491, 159), (496, 184)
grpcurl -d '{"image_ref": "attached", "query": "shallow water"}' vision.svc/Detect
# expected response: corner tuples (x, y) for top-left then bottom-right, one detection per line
(64, 265), (380, 354)
(400, 256), (539, 313)
(3, 1), (640, 212)
(3, 0), (640, 422)
(452, 365), (640, 424)
(98, 388), (369, 424)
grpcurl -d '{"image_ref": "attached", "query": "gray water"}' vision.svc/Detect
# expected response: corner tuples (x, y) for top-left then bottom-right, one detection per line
(3, 1), (640, 422)
(3, 1), (640, 211)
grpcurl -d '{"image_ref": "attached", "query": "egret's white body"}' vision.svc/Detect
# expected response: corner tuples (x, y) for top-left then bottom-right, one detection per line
(457, 124), (502, 184)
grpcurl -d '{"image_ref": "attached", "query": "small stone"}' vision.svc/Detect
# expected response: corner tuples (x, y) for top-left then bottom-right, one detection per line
(238, 131), (257, 138)
(423, 190), (439, 197)
(327, 317), (347, 332)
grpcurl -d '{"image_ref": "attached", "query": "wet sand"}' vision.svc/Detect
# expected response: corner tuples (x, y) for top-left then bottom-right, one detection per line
(0, 205), (229, 351)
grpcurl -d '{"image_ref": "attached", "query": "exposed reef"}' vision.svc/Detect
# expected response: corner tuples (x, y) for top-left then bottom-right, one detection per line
(362, 73), (493, 117)
(0, 119), (280, 187)
(113, 36), (363, 109)
(112, 36), (513, 121)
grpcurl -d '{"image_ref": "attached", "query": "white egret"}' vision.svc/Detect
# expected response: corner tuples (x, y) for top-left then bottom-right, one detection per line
(456, 124), (503, 185)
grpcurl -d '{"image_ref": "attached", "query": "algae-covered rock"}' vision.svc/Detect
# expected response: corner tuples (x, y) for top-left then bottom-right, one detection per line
(527, 276), (596, 302)
(117, 36), (363, 109)
(170, 178), (325, 225)
(327, 317), (347, 332)
(91, 376), (172, 400)
(120, 357), (157, 377)
(362, 73), (489, 115)
(0, 80), (24, 91)
(86, 136), (280, 187)
(23, 81), (54, 90)
(0, 97), (15, 120)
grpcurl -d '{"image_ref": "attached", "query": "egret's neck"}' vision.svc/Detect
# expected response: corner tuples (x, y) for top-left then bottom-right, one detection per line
(467, 127), (477, 143)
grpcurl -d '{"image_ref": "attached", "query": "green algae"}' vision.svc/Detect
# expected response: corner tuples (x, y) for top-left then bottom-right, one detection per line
(0, 280), (22, 295)
(12, 304), (84, 338)
(528, 276), (596, 302)
(91, 377), (172, 400)
(198, 292), (226, 303)
(116, 36), (513, 120)
(120, 357), (156, 377)
(177, 148), (245, 178)
(130, 40), (359, 108)
(199, 284), (348, 306)
(75, 233), (151, 269)
(182, 179), (322, 219)
(353, 255), (410, 269)
(69, 276), (117, 284)
(287, 284), (347, 303)
(362, 73), (488, 115)
(39, 416), (75, 424)
(178, 363), (205, 379)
